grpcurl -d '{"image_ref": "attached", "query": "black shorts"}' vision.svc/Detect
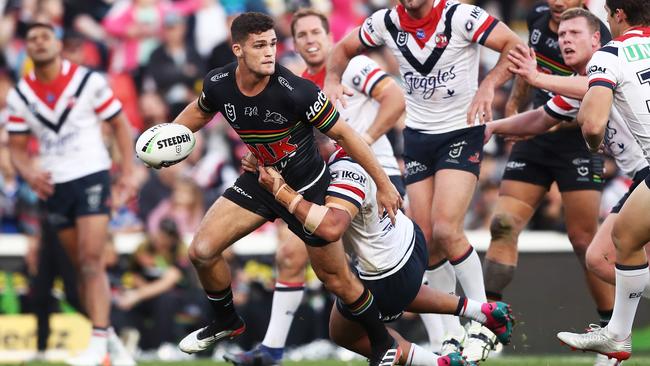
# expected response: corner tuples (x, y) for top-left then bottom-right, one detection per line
(222, 167), (330, 247)
(403, 125), (485, 185)
(502, 143), (604, 192)
(45, 170), (111, 230)
(337, 224), (428, 322)
(613, 167), (650, 213)
(390, 174), (406, 198)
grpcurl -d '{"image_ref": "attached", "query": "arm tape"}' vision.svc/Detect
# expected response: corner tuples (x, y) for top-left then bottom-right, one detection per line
(304, 204), (329, 235)
(325, 202), (353, 218)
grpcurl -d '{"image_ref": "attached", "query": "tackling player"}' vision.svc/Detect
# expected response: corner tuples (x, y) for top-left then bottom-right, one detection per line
(167, 12), (402, 366)
(324, 0), (523, 361)
(5, 23), (136, 365)
(557, 1), (650, 362)
(251, 140), (514, 366)
(224, 9), (407, 365)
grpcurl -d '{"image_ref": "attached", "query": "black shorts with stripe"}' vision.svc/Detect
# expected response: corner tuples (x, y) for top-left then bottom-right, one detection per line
(222, 166), (330, 247)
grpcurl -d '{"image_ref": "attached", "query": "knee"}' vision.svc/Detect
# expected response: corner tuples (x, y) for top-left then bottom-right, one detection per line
(276, 242), (308, 274)
(585, 244), (608, 275)
(431, 221), (462, 248)
(568, 230), (595, 259)
(489, 213), (519, 242)
(313, 267), (349, 296)
(188, 239), (223, 268)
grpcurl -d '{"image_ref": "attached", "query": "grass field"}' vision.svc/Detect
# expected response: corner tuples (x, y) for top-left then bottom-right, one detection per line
(20, 357), (650, 366)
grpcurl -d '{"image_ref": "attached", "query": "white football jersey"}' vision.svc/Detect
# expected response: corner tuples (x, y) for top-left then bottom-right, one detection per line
(341, 55), (401, 176)
(544, 94), (647, 177)
(327, 148), (414, 279)
(586, 28), (650, 161)
(360, 0), (499, 134)
(5, 60), (122, 183)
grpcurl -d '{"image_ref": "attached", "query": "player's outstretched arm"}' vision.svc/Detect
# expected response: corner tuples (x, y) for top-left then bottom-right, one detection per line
(325, 27), (367, 106)
(257, 166), (356, 242)
(364, 78), (405, 144)
(172, 98), (216, 133)
(468, 23), (524, 124)
(324, 119), (402, 223)
(578, 86), (613, 152)
(486, 107), (559, 141)
(508, 45), (588, 99)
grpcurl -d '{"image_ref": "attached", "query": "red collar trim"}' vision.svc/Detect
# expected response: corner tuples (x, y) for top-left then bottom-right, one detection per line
(396, 0), (446, 49)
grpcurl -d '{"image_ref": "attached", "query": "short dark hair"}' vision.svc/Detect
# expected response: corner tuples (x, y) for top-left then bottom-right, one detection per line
(560, 8), (600, 34)
(230, 12), (275, 43)
(606, 0), (650, 27)
(25, 22), (55, 36)
(291, 8), (330, 37)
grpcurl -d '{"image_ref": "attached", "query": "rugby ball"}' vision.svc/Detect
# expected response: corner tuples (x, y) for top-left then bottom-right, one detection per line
(135, 123), (196, 168)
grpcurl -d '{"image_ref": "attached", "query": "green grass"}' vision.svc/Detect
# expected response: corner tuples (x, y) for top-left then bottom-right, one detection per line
(17, 357), (650, 366)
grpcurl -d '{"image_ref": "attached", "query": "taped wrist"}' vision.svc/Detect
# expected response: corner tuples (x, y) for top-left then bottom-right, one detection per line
(274, 184), (302, 213)
(304, 204), (328, 235)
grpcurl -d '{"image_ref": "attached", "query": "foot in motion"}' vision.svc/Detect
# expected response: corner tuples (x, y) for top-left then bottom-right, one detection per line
(441, 333), (465, 356)
(179, 316), (246, 354)
(223, 344), (281, 366)
(482, 301), (515, 345)
(369, 341), (402, 366)
(557, 325), (631, 362)
(463, 321), (497, 362)
(437, 352), (478, 366)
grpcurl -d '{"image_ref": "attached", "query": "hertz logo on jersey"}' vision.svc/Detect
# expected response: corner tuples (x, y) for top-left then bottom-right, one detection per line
(305, 91), (328, 121)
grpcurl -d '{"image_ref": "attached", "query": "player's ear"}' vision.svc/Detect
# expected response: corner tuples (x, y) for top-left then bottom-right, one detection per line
(232, 43), (243, 58)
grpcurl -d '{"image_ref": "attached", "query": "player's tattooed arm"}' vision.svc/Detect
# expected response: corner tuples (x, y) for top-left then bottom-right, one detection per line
(505, 76), (532, 117)
(578, 86), (613, 152)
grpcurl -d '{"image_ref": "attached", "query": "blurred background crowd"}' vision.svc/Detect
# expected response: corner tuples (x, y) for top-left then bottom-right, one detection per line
(0, 0), (626, 361)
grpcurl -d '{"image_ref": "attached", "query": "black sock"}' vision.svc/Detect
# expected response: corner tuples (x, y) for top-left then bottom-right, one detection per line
(343, 288), (392, 357)
(205, 286), (239, 327)
(598, 308), (613, 328)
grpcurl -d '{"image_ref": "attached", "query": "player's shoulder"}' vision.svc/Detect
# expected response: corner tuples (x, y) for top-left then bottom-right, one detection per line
(368, 7), (391, 20)
(204, 62), (236, 86)
(274, 64), (313, 91)
(526, 2), (549, 28)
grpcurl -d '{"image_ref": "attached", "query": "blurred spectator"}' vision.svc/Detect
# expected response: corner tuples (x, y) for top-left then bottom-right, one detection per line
(147, 175), (204, 236)
(138, 91), (170, 130)
(143, 12), (204, 117)
(207, 15), (236, 70)
(115, 218), (191, 350)
(188, 0), (228, 59)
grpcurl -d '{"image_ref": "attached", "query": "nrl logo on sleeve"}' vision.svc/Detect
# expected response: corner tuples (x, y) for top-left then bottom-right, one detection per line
(278, 76), (294, 91)
(211, 72), (229, 82)
(530, 29), (541, 45)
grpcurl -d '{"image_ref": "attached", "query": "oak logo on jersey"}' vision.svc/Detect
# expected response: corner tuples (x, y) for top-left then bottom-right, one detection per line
(224, 103), (236, 122)
(403, 66), (457, 99)
(264, 110), (288, 125)
(248, 136), (298, 165)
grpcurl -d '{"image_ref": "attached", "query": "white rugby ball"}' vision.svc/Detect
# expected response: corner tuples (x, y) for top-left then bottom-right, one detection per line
(136, 123), (196, 168)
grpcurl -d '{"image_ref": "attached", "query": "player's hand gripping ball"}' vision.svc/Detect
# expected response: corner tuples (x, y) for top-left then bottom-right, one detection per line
(135, 123), (196, 169)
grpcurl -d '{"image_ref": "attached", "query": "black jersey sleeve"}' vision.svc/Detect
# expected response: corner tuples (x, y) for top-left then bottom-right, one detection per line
(598, 20), (612, 45)
(197, 69), (223, 114)
(294, 79), (340, 134)
(526, 2), (549, 31)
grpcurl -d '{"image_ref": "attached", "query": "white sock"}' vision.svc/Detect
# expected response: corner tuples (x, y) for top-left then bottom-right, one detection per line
(426, 262), (465, 338)
(607, 264), (649, 340)
(457, 297), (487, 323)
(451, 247), (488, 302)
(405, 343), (441, 366)
(420, 313), (444, 353)
(88, 327), (108, 354)
(261, 281), (305, 348)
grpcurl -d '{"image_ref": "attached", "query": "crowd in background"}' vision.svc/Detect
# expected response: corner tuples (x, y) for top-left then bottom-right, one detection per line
(0, 0), (627, 360)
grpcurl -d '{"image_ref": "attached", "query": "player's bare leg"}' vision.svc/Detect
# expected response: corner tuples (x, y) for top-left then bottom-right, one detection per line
(329, 306), (473, 366)
(180, 196), (266, 353)
(483, 180), (545, 302)
(562, 190), (615, 328)
(407, 176), (465, 352)
(225, 227), (309, 365)
(558, 183), (650, 361)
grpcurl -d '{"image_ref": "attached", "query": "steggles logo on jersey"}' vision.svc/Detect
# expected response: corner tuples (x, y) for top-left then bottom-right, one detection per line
(224, 103), (236, 122)
(403, 66), (457, 99)
(264, 110), (288, 125)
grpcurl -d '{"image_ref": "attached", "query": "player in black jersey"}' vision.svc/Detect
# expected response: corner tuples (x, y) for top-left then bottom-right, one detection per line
(168, 13), (402, 366)
(483, 0), (616, 348)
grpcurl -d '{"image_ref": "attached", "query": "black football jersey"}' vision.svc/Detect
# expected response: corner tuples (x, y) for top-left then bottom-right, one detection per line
(198, 63), (339, 188)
